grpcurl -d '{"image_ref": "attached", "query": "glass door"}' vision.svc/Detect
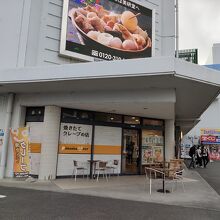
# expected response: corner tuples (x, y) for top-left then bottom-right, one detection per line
(122, 129), (140, 174)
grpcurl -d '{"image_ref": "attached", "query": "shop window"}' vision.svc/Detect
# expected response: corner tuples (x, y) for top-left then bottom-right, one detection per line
(95, 113), (122, 123)
(141, 130), (164, 164)
(61, 108), (93, 123)
(143, 119), (164, 126)
(124, 116), (140, 125)
(25, 107), (45, 122)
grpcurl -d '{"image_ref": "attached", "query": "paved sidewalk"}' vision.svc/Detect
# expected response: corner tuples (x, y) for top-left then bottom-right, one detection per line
(0, 168), (220, 211)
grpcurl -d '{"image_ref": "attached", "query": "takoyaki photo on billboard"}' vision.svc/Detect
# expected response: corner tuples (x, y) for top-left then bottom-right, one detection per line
(60, 0), (154, 61)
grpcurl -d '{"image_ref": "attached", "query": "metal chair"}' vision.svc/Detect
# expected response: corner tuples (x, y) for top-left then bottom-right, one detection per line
(106, 160), (120, 177)
(149, 162), (163, 178)
(145, 167), (164, 194)
(72, 160), (88, 182)
(171, 169), (185, 192)
(95, 161), (108, 182)
(169, 159), (184, 178)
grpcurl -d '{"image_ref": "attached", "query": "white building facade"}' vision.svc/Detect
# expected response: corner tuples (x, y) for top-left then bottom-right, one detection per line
(182, 43), (220, 160)
(0, 0), (220, 180)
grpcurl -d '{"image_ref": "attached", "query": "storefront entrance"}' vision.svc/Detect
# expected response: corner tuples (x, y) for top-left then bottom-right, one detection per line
(122, 129), (140, 175)
(25, 107), (165, 177)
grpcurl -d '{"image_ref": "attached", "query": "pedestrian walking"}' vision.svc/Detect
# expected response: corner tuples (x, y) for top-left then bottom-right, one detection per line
(202, 145), (209, 168)
(196, 145), (203, 168)
(188, 145), (196, 168)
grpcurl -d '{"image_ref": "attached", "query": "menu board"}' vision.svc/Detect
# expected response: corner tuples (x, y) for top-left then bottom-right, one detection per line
(142, 130), (164, 164)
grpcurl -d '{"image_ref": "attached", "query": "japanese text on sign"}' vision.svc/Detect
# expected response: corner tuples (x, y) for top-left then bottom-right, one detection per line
(62, 124), (90, 137)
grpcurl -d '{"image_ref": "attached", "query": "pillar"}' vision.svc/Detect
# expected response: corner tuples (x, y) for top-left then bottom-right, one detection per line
(165, 119), (175, 161)
(5, 103), (26, 178)
(38, 106), (61, 180)
(0, 93), (14, 179)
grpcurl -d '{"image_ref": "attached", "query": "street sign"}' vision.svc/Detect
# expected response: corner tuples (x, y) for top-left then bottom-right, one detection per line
(177, 49), (198, 64)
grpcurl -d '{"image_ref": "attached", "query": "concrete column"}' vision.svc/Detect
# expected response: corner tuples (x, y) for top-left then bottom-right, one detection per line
(5, 103), (26, 178)
(38, 106), (61, 180)
(165, 119), (175, 161)
(0, 93), (14, 179)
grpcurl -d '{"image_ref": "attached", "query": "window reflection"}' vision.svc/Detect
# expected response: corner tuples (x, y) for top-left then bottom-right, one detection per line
(124, 116), (140, 124)
(95, 113), (122, 123)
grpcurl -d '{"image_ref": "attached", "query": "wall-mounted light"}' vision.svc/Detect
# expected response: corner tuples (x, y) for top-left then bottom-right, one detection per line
(180, 131), (183, 140)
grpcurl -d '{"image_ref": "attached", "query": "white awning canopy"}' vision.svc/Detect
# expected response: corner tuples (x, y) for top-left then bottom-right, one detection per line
(0, 57), (220, 134)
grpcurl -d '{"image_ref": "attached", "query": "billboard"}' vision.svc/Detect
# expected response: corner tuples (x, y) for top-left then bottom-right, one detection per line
(201, 128), (220, 136)
(60, 0), (154, 61)
(200, 129), (220, 161)
(200, 129), (220, 144)
(201, 135), (220, 145)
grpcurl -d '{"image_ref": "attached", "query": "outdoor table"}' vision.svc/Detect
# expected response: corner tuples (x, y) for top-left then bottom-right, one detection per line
(87, 160), (100, 179)
(154, 167), (175, 193)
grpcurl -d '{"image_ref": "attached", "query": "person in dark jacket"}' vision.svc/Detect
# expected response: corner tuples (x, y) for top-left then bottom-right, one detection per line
(196, 145), (203, 167)
(189, 145), (196, 168)
(127, 141), (134, 164)
(201, 145), (209, 168)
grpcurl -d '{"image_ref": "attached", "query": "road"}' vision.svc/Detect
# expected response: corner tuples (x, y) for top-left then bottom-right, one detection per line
(196, 161), (220, 195)
(0, 162), (220, 219)
(0, 185), (220, 220)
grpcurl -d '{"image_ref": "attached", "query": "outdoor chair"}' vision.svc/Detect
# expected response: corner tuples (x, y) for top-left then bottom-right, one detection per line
(149, 163), (163, 178)
(171, 169), (185, 192)
(95, 161), (108, 182)
(72, 160), (89, 182)
(168, 159), (184, 178)
(106, 159), (120, 177)
(145, 167), (164, 194)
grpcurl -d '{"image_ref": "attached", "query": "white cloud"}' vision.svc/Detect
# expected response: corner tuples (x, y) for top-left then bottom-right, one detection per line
(179, 0), (220, 64)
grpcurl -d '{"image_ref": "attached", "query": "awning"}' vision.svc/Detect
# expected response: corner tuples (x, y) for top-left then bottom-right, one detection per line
(0, 57), (220, 134)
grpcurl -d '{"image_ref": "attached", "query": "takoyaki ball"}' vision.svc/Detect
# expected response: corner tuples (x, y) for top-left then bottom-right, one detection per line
(97, 33), (113, 46)
(122, 39), (138, 50)
(87, 31), (100, 41)
(109, 37), (123, 49)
